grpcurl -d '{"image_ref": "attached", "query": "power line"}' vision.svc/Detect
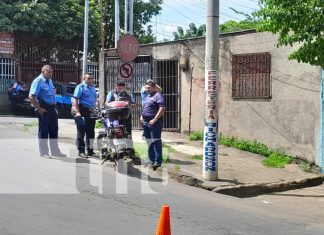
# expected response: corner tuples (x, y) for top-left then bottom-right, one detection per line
(173, 0), (205, 17)
(163, 2), (203, 25)
(224, 0), (259, 11)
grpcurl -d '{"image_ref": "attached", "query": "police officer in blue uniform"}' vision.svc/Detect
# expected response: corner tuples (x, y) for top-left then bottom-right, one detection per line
(29, 65), (66, 158)
(72, 72), (98, 158)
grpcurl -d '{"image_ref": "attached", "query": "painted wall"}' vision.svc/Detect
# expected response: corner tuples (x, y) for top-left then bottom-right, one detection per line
(135, 31), (322, 165)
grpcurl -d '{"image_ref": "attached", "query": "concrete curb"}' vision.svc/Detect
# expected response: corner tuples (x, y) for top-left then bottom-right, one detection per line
(163, 167), (324, 198)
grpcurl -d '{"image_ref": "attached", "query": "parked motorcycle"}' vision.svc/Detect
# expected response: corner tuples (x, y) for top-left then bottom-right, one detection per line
(95, 101), (136, 168)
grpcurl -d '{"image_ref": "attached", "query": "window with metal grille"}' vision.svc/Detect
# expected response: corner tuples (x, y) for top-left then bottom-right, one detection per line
(232, 52), (271, 99)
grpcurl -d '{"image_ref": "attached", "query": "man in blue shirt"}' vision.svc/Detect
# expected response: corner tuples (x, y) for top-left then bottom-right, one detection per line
(140, 79), (162, 106)
(106, 80), (136, 135)
(73, 72), (97, 158)
(140, 80), (165, 170)
(29, 65), (66, 158)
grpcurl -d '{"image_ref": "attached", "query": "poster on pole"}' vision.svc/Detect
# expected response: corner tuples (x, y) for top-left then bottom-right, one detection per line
(203, 69), (219, 180)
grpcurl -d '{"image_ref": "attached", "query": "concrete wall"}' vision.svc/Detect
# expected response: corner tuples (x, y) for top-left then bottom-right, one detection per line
(219, 32), (322, 165)
(135, 31), (322, 165)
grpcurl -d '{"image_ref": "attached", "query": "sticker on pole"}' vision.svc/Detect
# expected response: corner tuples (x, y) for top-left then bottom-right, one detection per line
(117, 34), (139, 62)
(119, 63), (133, 79)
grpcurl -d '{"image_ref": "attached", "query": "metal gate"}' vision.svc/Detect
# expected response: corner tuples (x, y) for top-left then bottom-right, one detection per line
(106, 56), (152, 129)
(105, 56), (180, 131)
(153, 59), (180, 131)
(15, 33), (80, 85)
(0, 58), (15, 93)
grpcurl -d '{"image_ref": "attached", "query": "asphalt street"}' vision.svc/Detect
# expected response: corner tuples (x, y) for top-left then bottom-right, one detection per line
(0, 116), (323, 235)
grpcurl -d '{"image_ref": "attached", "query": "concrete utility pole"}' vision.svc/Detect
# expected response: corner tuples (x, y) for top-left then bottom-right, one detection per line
(124, 0), (133, 34)
(129, 0), (133, 34)
(115, 0), (120, 48)
(99, 0), (106, 107)
(82, 0), (90, 76)
(203, 0), (219, 181)
(125, 0), (128, 33)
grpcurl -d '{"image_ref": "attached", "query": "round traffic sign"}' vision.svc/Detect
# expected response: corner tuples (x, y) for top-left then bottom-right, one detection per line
(119, 63), (133, 79)
(117, 34), (139, 62)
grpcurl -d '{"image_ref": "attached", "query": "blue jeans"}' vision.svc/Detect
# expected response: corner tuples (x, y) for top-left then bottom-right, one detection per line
(143, 119), (163, 164)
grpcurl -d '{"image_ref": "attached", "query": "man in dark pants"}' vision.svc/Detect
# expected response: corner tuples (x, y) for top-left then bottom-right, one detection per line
(29, 65), (66, 158)
(72, 72), (97, 158)
(140, 81), (165, 170)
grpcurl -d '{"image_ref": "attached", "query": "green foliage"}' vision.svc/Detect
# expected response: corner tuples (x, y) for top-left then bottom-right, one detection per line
(262, 152), (292, 168)
(219, 152), (229, 156)
(191, 155), (203, 160)
(189, 131), (203, 141)
(299, 162), (312, 173)
(0, 0), (162, 58)
(219, 134), (293, 168)
(219, 134), (271, 157)
(134, 143), (171, 163)
(219, 20), (260, 33)
(255, 0), (324, 67)
(173, 23), (206, 40)
(174, 164), (181, 171)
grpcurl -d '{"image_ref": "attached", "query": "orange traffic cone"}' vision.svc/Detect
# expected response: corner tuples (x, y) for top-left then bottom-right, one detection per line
(156, 205), (171, 235)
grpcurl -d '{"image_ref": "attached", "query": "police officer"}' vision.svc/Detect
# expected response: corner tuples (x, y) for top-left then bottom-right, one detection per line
(29, 65), (66, 158)
(105, 80), (136, 135)
(73, 72), (97, 158)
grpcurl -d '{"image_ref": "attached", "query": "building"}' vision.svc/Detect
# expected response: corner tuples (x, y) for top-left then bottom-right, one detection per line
(104, 30), (323, 169)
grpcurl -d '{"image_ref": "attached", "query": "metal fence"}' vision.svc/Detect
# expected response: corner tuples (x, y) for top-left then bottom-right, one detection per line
(105, 56), (180, 131)
(153, 59), (180, 131)
(0, 58), (15, 93)
(15, 33), (80, 84)
(87, 62), (99, 85)
(106, 56), (152, 129)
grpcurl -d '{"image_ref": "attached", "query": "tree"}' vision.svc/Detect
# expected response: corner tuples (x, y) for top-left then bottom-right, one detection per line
(0, 0), (162, 59)
(255, 0), (324, 67)
(219, 20), (259, 33)
(173, 23), (206, 40)
(172, 18), (260, 40)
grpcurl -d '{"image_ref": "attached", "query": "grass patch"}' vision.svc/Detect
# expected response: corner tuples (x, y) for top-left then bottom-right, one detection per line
(134, 142), (171, 163)
(189, 131), (203, 141)
(95, 121), (104, 129)
(174, 165), (181, 171)
(219, 134), (271, 157)
(219, 152), (229, 156)
(191, 154), (203, 160)
(23, 121), (38, 131)
(220, 134), (293, 168)
(262, 152), (292, 168)
(299, 162), (312, 172)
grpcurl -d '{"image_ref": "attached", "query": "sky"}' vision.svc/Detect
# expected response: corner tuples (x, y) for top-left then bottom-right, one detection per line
(152, 0), (260, 41)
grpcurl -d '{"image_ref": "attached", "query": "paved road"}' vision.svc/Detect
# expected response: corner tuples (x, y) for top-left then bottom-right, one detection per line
(0, 116), (323, 235)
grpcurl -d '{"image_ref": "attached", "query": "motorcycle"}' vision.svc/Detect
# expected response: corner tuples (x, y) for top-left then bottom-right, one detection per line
(94, 101), (136, 169)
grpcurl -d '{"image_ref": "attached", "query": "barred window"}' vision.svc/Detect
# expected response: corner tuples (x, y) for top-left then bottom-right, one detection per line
(232, 52), (271, 99)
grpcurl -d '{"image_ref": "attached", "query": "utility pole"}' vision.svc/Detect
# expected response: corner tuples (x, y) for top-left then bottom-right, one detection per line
(125, 0), (128, 33)
(82, 0), (90, 76)
(203, 0), (219, 181)
(99, 0), (106, 107)
(129, 0), (133, 34)
(115, 0), (120, 48)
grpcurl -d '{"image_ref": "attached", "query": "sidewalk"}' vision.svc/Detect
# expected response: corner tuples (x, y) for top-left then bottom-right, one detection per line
(58, 119), (324, 197)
